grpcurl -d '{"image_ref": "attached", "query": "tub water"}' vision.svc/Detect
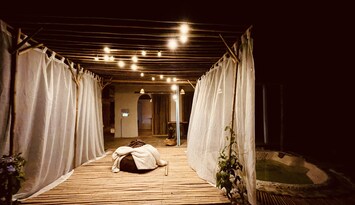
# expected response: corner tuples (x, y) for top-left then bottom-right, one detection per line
(256, 150), (330, 194)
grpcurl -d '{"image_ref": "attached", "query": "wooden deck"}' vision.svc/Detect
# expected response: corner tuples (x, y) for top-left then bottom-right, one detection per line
(20, 135), (355, 204)
(21, 136), (230, 204)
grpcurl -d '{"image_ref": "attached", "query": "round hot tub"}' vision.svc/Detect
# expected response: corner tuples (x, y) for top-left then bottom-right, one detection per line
(256, 150), (330, 195)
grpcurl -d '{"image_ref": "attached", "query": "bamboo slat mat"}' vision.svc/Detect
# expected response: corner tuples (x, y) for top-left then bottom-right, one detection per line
(21, 145), (229, 204)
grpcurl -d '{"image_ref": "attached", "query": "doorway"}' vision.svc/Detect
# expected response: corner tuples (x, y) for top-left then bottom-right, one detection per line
(137, 94), (153, 136)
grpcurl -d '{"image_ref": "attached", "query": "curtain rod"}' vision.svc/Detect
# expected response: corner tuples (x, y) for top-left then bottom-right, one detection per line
(16, 29), (104, 82)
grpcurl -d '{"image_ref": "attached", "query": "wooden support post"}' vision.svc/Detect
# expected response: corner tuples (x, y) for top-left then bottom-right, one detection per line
(11, 27), (43, 54)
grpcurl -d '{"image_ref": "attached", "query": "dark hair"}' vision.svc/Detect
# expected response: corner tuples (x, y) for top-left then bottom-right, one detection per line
(128, 139), (146, 148)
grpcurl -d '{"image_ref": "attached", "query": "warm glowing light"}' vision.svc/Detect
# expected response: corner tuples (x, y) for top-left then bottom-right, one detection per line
(109, 56), (114, 61)
(180, 34), (188, 43)
(141, 50), (146, 56)
(152, 77), (155, 81)
(180, 89), (185, 95)
(166, 77), (171, 83)
(140, 73), (144, 77)
(118, 60), (125, 68)
(104, 47), (110, 53)
(94, 56), (99, 61)
(173, 77), (177, 82)
(157, 51), (162, 57)
(103, 55), (109, 61)
(168, 38), (178, 50)
(131, 64), (137, 70)
(172, 94), (177, 100)
(131, 55), (138, 63)
(171, 84), (177, 91)
(180, 23), (189, 34)
(160, 75), (164, 79)
(140, 88), (145, 94)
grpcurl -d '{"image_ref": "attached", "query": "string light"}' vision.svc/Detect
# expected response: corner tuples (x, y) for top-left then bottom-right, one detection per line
(166, 77), (171, 83)
(160, 75), (164, 79)
(171, 84), (177, 91)
(140, 88), (145, 94)
(168, 38), (178, 50)
(180, 34), (188, 44)
(131, 64), (137, 71)
(173, 77), (177, 82)
(109, 56), (114, 61)
(180, 23), (189, 34)
(118, 60), (125, 68)
(94, 56), (99, 61)
(152, 77), (155, 81)
(140, 73), (144, 77)
(157, 51), (162, 57)
(131, 55), (138, 63)
(104, 47), (110, 53)
(141, 50), (146, 56)
(103, 55), (109, 61)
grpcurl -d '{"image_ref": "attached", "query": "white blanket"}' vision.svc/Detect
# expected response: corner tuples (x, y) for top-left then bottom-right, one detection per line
(112, 144), (167, 173)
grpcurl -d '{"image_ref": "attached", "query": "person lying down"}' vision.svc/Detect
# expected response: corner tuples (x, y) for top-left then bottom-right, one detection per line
(111, 139), (168, 173)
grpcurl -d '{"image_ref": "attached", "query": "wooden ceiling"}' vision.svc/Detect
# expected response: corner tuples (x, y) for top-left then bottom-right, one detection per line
(1, 7), (253, 85)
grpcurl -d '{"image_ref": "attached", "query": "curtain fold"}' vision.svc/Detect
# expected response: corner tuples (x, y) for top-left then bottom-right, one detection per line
(76, 72), (105, 166)
(234, 31), (256, 205)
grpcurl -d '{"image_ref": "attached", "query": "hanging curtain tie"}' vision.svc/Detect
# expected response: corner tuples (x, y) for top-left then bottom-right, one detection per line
(50, 51), (56, 59)
(42, 47), (48, 54)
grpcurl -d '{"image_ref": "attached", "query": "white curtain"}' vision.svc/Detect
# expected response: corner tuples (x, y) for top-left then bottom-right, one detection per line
(76, 72), (105, 166)
(13, 48), (76, 199)
(187, 30), (256, 204)
(0, 20), (105, 199)
(187, 56), (235, 183)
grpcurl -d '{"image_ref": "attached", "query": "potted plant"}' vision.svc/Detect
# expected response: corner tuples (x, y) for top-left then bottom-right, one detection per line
(216, 125), (249, 204)
(0, 153), (26, 205)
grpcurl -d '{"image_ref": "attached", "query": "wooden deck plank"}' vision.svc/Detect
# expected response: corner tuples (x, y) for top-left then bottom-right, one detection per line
(21, 137), (229, 204)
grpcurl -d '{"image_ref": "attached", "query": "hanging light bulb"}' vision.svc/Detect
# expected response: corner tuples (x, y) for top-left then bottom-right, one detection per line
(160, 74), (164, 79)
(157, 51), (162, 57)
(140, 73), (144, 77)
(173, 77), (177, 82)
(180, 34), (188, 44)
(140, 88), (145, 94)
(131, 55), (138, 63)
(167, 38), (178, 50)
(180, 89), (185, 95)
(172, 94), (177, 100)
(166, 77), (171, 83)
(118, 60), (125, 68)
(152, 77), (155, 81)
(131, 64), (137, 71)
(171, 84), (177, 91)
(104, 47), (111, 53)
(141, 50), (147, 56)
(180, 23), (189, 34)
